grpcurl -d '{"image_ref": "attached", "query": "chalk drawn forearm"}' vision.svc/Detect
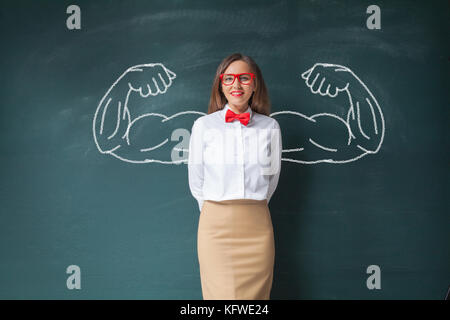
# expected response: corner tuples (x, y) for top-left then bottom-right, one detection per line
(343, 70), (385, 155)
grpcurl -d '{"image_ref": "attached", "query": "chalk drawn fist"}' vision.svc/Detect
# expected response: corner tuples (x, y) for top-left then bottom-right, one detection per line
(301, 63), (353, 97)
(122, 63), (177, 97)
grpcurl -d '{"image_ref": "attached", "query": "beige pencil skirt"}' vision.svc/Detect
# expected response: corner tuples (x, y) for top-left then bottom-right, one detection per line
(197, 199), (275, 300)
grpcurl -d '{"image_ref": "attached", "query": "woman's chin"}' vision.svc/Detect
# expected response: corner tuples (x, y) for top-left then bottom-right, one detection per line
(228, 96), (250, 107)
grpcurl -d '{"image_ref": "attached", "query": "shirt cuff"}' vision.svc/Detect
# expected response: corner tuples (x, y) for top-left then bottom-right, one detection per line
(198, 199), (204, 212)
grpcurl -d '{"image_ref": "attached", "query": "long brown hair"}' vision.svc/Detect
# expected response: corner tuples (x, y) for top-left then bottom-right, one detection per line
(207, 53), (271, 116)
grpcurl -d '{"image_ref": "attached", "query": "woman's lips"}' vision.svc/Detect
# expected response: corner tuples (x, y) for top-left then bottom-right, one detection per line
(231, 91), (244, 97)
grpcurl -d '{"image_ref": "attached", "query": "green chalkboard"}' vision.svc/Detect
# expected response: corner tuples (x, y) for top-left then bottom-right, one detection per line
(0, 0), (448, 299)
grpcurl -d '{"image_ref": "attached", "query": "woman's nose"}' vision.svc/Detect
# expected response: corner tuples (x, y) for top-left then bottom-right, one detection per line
(232, 79), (243, 89)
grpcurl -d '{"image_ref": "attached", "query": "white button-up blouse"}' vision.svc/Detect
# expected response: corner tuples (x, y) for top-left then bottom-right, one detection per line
(188, 103), (282, 212)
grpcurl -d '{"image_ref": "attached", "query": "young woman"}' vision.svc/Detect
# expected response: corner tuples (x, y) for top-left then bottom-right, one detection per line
(188, 53), (282, 300)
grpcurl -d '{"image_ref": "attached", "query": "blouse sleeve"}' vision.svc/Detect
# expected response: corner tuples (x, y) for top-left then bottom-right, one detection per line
(188, 119), (205, 212)
(267, 119), (282, 204)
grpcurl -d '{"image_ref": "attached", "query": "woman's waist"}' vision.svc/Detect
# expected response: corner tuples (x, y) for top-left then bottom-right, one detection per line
(205, 198), (267, 205)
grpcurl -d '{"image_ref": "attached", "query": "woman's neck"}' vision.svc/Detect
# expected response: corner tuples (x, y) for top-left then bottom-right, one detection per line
(228, 103), (248, 114)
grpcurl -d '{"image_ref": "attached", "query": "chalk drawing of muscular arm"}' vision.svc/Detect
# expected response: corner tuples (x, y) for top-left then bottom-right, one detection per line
(93, 63), (205, 164)
(272, 63), (385, 164)
(93, 62), (384, 165)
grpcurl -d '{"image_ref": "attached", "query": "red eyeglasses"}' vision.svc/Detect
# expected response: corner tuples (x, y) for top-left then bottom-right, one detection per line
(220, 73), (255, 86)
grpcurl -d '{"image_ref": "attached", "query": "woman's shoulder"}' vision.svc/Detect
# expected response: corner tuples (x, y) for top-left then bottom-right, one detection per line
(197, 108), (225, 123)
(192, 110), (222, 129)
(253, 111), (280, 128)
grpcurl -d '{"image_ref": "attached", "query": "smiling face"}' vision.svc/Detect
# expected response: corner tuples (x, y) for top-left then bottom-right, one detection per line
(221, 60), (256, 113)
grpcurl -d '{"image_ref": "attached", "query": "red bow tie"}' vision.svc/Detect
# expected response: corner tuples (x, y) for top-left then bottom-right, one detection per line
(225, 108), (250, 126)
